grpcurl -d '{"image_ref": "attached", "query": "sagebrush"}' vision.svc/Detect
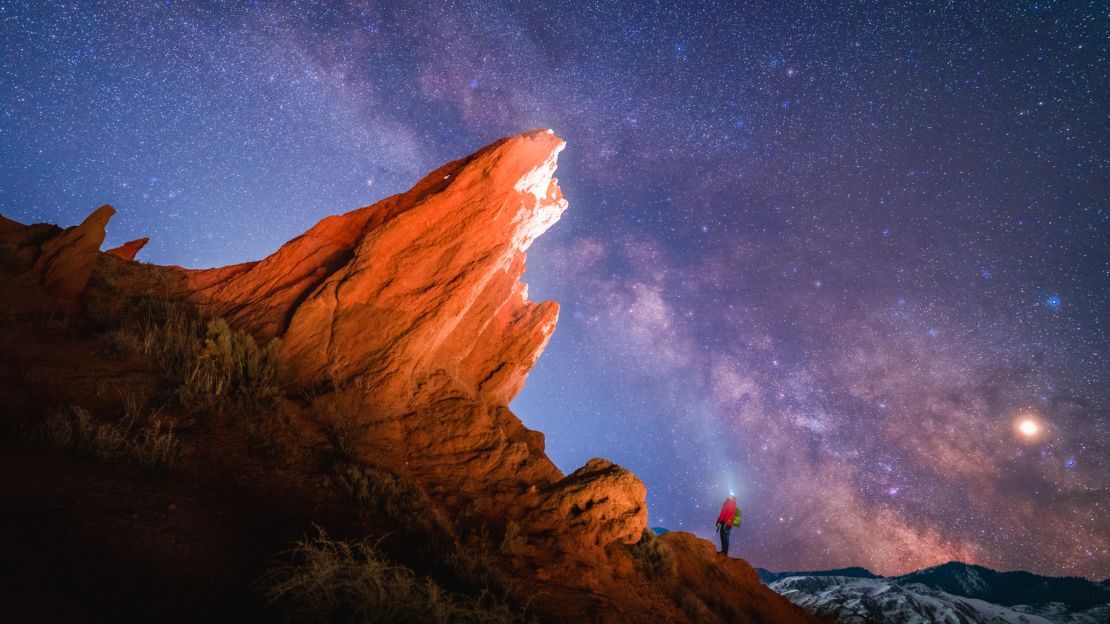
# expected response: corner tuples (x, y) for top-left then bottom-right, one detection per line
(627, 528), (675, 579)
(317, 380), (372, 459)
(180, 318), (284, 408)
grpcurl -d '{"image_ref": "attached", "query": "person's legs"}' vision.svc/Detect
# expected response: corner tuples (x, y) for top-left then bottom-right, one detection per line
(719, 525), (731, 555)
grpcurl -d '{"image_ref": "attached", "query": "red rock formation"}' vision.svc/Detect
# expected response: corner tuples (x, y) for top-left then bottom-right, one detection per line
(181, 130), (606, 538)
(526, 458), (647, 551)
(0, 133), (815, 622)
(0, 205), (115, 310)
(1, 135), (646, 567)
(33, 205), (114, 299)
(186, 129), (565, 407)
(105, 237), (148, 261)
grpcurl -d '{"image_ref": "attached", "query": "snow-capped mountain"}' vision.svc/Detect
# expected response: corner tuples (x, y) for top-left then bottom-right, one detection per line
(896, 562), (1109, 613)
(759, 562), (1110, 624)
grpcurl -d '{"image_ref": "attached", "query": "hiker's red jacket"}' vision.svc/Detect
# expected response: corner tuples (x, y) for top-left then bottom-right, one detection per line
(717, 498), (736, 523)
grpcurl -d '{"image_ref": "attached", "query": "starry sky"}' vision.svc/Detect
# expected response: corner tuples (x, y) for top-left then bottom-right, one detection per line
(2, 1), (1107, 579)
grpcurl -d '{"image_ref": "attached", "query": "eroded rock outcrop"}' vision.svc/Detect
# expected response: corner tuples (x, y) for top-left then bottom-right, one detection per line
(527, 458), (647, 550)
(0, 133), (645, 564)
(34, 205), (115, 299)
(0, 205), (115, 309)
(105, 237), (148, 261)
(0, 131), (816, 623)
(187, 129), (564, 406)
(180, 129), (646, 561)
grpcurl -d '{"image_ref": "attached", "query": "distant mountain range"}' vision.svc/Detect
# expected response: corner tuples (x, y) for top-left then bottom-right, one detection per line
(757, 561), (1110, 624)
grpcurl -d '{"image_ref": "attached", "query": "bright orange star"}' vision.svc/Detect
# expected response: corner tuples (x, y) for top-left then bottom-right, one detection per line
(1016, 415), (1041, 439)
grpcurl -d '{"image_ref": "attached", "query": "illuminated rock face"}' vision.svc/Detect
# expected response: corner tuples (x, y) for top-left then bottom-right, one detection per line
(183, 129), (647, 555)
(525, 458), (648, 550)
(185, 129), (565, 407)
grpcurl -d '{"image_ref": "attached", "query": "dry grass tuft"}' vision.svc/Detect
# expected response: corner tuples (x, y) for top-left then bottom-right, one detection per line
(499, 522), (525, 557)
(134, 297), (200, 377)
(335, 463), (509, 598)
(40, 405), (128, 459)
(627, 528), (675, 579)
(132, 419), (184, 469)
(261, 525), (532, 624)
(336, 463), (426, 526)
(36, 403), (183, 470)
(315, 378), (373, 460)
(97, 327), (145, 358)
(179, 318), (284, 409)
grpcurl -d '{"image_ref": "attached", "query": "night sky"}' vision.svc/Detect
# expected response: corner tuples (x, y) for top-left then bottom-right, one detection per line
(2, 1), (1107, 578)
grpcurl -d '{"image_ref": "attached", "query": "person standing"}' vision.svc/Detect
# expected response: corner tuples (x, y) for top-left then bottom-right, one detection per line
(715, 494), (739, 556)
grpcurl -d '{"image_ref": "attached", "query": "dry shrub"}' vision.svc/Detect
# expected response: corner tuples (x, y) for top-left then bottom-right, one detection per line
(323, 415), (370, 460)
(41, 405), (128, 459)
(98, 327), (144, 358)
(337, 463), (418, 523)
(498, 522), (525, 557)
(447, 529), (509, 602)
(83, 259), (286, 416)
(86, 281), (201, 373)
(336, 464), (457, 563)
(627, 528), (675, 579)
(335, 464), (507, 598)
(36, 403), (182, 470)
(81, 258), (200, 365)
(132, 419), (183, 470)
(317, 379), (372, 459)
(134, 297), (200, 377)
(179, 318), (284, 408)
(261, 526), (531, 624)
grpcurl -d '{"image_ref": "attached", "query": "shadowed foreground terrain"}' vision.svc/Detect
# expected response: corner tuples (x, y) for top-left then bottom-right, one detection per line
(0, 131), (816, 623)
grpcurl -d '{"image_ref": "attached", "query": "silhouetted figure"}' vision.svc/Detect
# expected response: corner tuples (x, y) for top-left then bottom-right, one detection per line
(715, 494), (740, 555)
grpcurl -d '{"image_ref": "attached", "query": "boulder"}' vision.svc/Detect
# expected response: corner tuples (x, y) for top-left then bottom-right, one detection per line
(528, 458), (648, 550)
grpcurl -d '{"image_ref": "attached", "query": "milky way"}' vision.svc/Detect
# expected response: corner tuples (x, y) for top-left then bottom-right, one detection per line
(1, 1), (1106, 578)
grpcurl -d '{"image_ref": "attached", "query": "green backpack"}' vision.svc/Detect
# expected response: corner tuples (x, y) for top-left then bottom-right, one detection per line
(731, 506), (742, 527)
